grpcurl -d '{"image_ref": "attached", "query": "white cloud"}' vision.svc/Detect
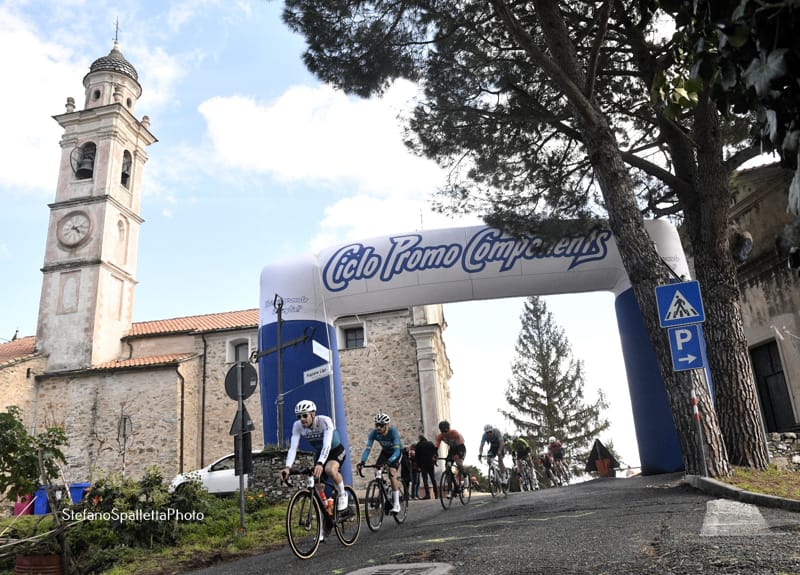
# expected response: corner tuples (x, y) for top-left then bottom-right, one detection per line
(197, 79), (485, 251)
(0, 8), (85, 193)
(198, 81), (443, 192)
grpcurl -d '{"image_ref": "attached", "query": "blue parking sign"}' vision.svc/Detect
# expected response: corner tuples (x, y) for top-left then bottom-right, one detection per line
(668, 325), (705, 371)
(655, 281), (705, 328)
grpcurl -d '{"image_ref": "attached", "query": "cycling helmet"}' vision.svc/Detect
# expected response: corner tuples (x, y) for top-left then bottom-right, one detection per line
(374, 411), (390, 425)
(484, 424), (493, 433)
(548, 436), (556, 443)
(295, 400), (317, 415)
(438, 420), (450, 433)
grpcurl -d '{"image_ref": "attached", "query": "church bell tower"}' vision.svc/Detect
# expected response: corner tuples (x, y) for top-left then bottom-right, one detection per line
(36, 41), (157, 371)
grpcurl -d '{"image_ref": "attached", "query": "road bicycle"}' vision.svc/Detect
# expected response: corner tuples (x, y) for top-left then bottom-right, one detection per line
(511, 455), (538, 491)
(480, 454), (509, 497)
(358, 463), (409, 531)
(553, 458), (572, 485)
(282, 467), (361, 559)
(437, 456), (471, 509)
(538, 453), (562, 487)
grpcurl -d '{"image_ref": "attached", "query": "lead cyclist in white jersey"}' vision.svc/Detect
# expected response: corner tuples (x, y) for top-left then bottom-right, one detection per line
(281, 399), (349, 511)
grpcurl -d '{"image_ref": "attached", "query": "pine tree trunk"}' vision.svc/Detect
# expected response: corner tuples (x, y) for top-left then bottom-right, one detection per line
(679, 98), (770, 469)
(580, 119), (731, 477)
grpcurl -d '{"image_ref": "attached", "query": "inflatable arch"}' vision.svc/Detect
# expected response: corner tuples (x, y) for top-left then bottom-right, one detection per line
(259, 220), (690, 482)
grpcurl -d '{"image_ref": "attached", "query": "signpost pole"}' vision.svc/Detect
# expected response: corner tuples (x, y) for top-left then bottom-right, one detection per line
(693, 377), (709, 477)
(274, 295), (284, 447)
(656, 280), (710, 477)
(236, 363), (246, 535)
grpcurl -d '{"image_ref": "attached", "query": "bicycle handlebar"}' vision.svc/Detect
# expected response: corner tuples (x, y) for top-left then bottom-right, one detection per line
(357, 462), (392, 478)
(280, 467), (317, 487)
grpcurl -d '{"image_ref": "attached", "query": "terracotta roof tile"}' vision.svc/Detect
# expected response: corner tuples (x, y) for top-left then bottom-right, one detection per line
(0, 336), (37, 365)
(127, 308), (259, 337)
(92, 353), (198, 370)
(0, 309), (259, 366)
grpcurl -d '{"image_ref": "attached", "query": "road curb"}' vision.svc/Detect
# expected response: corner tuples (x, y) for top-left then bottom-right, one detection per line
(684, 474), (800, 512)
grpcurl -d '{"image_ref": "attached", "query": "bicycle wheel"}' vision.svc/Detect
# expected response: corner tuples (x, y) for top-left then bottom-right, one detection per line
(334, 485), (360, 546)
(527, 466), (539, 490)
(560, 463), (572, 484)
(459, 471), (471, 505)
(285, 489), (322, 560)
(364, 480), (385, 532)
(488, 467), (498, 497)
(516, 469), (528, 491)
(393, 487), (409, 524)
(439, 470), (454, 510)
(501, 469), (509, 495)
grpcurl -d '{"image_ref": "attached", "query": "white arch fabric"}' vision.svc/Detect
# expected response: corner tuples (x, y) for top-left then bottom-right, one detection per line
(259, 219), (689, 324)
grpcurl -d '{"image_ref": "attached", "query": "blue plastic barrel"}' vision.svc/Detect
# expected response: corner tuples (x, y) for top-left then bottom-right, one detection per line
(69, 482), (91, 504)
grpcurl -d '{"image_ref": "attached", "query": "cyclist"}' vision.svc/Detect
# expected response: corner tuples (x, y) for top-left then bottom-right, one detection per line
(478, 424), (507, 486)
(434, 420), (467, 486)
(510, 435), (538, 489)
(280, 399), (349, 512)
(548, 435), (568, 481)
(357, 411), (404, 513)
(538, 450), (557, 485)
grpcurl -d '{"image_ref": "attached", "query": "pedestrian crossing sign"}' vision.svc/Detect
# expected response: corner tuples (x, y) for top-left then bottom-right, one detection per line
(655, 280), (705, 328)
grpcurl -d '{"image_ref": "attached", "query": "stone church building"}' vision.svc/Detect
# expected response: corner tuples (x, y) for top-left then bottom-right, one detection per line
(730, 165), (800, 434)
(0, 42), (453, 488)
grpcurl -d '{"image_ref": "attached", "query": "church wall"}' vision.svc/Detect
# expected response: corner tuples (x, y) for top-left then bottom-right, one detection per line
(0, 356), (46, 429)
(338, 308), (428, 488)
(175, 358), (203, 476)
(732, 166), (800, 426)
(128, 334), (199, 357)
(187, 330), (264, 469)
(34, 367), (183, 482)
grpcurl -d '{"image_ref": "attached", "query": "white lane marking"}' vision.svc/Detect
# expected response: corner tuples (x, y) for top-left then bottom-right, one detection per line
(701, 498), (770, 536)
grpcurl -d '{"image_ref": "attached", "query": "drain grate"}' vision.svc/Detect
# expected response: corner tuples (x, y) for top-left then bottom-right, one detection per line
(346, 563), (453, 575)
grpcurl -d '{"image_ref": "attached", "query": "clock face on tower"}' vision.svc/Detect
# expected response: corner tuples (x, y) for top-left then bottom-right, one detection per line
(57, 211), (92, 247)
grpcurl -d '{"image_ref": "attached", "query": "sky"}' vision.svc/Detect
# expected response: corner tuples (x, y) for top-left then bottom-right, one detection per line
(0, 0), (639, 471)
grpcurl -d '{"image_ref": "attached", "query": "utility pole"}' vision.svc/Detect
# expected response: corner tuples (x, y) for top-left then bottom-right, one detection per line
(252, 293), (314, 447)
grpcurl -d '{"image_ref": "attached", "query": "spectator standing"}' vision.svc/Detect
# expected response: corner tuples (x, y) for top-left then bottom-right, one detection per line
(414, 434), (438, 499)
(409, 443), (420, 499)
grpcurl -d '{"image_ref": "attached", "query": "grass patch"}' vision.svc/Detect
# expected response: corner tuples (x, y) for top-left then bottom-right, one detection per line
(99, 502), (289, 574)
(719, 465), (800, 500)
(0, 496), (289, 575)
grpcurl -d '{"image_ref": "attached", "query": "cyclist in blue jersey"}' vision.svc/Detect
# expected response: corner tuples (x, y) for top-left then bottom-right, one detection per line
(356, 411), (404, 513)
(281, 399), (348, 511)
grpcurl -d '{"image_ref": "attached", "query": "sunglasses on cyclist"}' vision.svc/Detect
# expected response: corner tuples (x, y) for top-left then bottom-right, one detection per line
(375, 423), (386, 428)
(297, 413), (312, 420)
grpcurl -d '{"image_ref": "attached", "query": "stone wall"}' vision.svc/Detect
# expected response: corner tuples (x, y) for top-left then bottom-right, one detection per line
(249, 447), (316, 503)
(182, 330), (264, 471)
(34, 366), (186, 482)
(768, 432), (800, 471)
(0, 356), (45, 428)
(338, 308), (444, 491)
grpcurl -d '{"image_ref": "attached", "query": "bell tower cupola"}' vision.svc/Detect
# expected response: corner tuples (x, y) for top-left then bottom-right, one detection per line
(37, 37), (157, 372)
(83, 41), (142, 112)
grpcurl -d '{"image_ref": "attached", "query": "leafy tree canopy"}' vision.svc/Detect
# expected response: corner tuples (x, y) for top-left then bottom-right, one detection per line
(0, 406), (67, 502)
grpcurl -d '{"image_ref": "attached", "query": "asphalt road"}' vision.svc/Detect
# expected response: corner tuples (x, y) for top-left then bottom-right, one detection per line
(187, 473), (800, 575)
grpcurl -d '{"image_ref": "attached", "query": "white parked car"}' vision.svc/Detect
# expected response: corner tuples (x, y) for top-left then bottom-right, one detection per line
(170, 452), (261, 495)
